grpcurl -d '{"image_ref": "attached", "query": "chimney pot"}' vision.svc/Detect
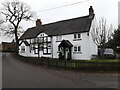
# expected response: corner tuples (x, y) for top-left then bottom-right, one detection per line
(36, 19), (42, 26)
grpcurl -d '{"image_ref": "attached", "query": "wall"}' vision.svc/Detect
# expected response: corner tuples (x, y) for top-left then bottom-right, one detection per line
(52, 32), (97, 60)
(19, 19), (98, 60)
(19, 33), (52, 58)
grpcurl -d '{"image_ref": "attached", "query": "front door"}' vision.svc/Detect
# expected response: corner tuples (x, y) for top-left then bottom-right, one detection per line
(59, 47), (72, 60)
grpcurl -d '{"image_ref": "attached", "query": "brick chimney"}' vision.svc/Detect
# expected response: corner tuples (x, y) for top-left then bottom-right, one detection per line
(36, 19), (42, 26)
(89, 6), (94, 18)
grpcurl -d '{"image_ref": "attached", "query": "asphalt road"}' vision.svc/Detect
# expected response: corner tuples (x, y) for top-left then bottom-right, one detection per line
(2, 53), (120, 88)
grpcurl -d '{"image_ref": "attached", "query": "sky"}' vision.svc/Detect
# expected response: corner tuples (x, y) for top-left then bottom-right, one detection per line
(0, 0), (119, 43)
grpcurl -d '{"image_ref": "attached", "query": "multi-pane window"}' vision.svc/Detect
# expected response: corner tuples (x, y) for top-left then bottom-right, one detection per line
(39, 44), (43, 51)
(21, 46), (25, 53)
(74, 33), (81, 39)
(74, 46), (81, 52)
(30, 36), (51, 55)
(43, 42), (51, 54)
(78, 33), (81, 38)
(74, 34), (77, 39)
(74, 47), (77, 52)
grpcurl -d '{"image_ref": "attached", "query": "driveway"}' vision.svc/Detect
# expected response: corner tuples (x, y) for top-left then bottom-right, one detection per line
(2, 53), (119, 88)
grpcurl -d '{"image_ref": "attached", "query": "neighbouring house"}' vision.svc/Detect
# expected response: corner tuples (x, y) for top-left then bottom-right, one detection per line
(19, 6), (98, 60)
(0, 41), (16, 52)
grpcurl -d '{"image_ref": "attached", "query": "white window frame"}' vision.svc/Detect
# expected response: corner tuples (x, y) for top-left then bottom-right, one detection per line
(74, 33), (81, 40)
(73, 46), (81, 53)
(21, 46), (25, 53)
(74, 46), (77, 52)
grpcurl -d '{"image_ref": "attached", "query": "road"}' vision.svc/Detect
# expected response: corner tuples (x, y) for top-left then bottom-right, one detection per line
(2, 53), (119, 88)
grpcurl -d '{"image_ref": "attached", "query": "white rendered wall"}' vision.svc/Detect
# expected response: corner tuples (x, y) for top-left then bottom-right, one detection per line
(52, 32), (97, 60)
(19, 18), (98, 60)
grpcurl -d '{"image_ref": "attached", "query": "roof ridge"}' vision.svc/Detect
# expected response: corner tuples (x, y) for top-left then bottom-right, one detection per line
(19, 14), (94, 40)
(26, 15), (91, 29)
(42, 15), (90, 26)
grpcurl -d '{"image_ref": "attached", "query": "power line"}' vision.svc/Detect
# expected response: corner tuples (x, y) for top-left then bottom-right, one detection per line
(37, 0), (90, 12)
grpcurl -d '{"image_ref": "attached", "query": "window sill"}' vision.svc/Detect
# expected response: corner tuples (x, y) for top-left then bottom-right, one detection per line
(43, 53), (51, 55)
(73, 52), (82, 54)
(73, 39), (82, 41)
(56, 41), (61, 42)
(21, 52), (25, 53)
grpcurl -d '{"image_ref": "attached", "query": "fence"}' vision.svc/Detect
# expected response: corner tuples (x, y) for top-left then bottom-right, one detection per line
(16, 55), (120, 72)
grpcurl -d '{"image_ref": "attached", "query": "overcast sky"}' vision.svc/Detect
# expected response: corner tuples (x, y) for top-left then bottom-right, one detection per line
(0, 0), (119, 43)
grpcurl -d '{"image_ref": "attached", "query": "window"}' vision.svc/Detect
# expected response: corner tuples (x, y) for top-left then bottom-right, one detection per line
(43, 43), (51, 54)
(74, 46), (81, 52)
(39, 44), (43, 51)
(43, 48), (47, 53)
(74, 33), (81, 40)
(78, 33), (81, 38)
(34, 48), (38, 54)
(40, 33), (44, 37)
(48, 43), (51, 48)
(21, 46), (25, 53)
(30, 44), (34, 50)
(78, 46), (81, 52)
(56, 35), (62, 42)
(48, 48), (51, 54)
(74, 47), (77, 52)
(31, 39), (34, 43)
(34, 38), (39, 43)
(74, 34), (77, 39)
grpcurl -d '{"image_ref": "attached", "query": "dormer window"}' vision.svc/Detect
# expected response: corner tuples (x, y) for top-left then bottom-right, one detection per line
(40, 33), (44, 37)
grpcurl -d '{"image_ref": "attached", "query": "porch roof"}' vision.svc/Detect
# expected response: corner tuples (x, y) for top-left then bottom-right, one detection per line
(58, 40), (73, 47)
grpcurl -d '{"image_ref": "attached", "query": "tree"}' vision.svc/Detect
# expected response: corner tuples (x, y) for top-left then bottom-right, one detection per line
(90, 18), (113, 57)
(0, 0), (35, 53)
(113, 25), (120, 46)
(107, 25), (120, 53)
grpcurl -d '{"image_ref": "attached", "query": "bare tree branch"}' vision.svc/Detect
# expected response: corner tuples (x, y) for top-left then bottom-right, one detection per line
(90, 18), (113, 56)
(0, 0), (36, 53)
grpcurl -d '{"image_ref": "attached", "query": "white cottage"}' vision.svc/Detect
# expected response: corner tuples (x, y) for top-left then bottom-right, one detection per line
(19, 6), (98, 60)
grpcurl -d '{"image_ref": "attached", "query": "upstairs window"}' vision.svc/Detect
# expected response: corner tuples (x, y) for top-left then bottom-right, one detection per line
(74, 33), (81, 40)
(78, 33), (81, 38)
(74, 34), (77, 39)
